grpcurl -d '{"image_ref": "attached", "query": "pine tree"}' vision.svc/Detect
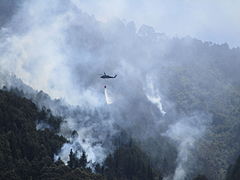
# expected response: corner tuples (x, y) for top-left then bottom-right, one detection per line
(79, 150), (88, 169)
(55, 157), (64, 166)
(95, 163), (102, 174)
(67, 149), (75, 169)
(193, 175), (208, 180)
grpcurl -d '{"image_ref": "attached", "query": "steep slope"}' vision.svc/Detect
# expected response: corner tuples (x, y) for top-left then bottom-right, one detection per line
(0, 1), (240, 179)
(0, 89), (103, 180)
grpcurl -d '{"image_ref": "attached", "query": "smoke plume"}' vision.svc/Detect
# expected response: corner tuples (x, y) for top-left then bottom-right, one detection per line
(0, 0), (225, 178)
(144, 75), (166, 115)
(164, 114), (210, 180)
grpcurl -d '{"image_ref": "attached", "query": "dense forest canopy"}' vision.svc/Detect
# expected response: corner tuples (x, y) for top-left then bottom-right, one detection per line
(0, 89), (162, 180)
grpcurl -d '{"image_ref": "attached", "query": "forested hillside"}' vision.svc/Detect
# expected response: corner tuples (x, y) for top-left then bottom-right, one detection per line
(0, 1), (240, 179)
(161, 40), (240, 179)
(0, 89), (101, 179)
(0, 89), (162, 180)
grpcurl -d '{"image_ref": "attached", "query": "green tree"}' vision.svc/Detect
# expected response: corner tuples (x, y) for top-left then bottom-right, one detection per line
(193, 175), (208, 180)
(79, 150), (88, 169)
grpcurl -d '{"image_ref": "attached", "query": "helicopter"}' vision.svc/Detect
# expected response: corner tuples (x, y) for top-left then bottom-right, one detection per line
(99, 72), (117, 79)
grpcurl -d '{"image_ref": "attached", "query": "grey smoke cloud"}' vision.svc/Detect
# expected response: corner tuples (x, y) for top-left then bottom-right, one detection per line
(164, 113), (211, 180)
(0, 0), (218, 178)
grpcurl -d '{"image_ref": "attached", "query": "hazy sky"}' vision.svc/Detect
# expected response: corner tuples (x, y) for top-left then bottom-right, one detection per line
(73, 0), (240, 47)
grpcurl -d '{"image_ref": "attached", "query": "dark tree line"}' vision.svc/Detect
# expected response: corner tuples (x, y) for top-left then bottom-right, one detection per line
(93, 140), (162, 180)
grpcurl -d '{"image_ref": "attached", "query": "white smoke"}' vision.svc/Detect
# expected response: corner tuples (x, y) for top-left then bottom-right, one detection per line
(36, 122), (51, 130)
(144, 75), (166, 115)
(144, 76), (210, 180)
(0, 0), (217, 177)
(0, 0), (102, 107)
(164, 114), (210, 180)
(53, 107), (118, 164)
(55, 129), (108, 163)
(0, 0), (121, 164)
